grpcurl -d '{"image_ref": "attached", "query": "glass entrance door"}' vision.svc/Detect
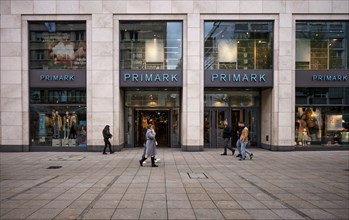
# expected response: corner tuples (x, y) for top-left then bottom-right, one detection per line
(135, 110), (170, 147)
(204, 109), (229, 148)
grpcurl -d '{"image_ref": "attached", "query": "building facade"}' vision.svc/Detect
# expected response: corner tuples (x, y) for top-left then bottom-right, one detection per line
(1, 0), (348, 152)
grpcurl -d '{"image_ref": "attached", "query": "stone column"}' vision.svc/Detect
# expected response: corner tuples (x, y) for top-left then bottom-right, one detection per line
(273, 13), (295, 150)
(182, 13), (203, 151)
(89, 13), (115, 151)
(1, 5), (26, 151)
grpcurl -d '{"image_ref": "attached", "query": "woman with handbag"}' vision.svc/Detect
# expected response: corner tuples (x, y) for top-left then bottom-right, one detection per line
(139, 124), (158, 167)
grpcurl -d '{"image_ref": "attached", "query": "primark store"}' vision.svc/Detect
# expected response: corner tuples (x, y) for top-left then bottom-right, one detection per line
(0, 0), (348, 152)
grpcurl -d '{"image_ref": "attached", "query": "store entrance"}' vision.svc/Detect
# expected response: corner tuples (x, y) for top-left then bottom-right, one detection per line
(135, 110), (169, 147)
(204, 108), (247, 148)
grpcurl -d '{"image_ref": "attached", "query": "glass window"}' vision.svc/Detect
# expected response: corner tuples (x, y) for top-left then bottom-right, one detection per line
(29, 21), (86, 70)
(204, 21), (273, 70)
(125, 90), (180, 107)
(30, 89), (87, 147)
(204, 90), (260, 107)
(120, 21), (183, 70)
(295, 88), (349, 147)
(296, 21), (349, 70)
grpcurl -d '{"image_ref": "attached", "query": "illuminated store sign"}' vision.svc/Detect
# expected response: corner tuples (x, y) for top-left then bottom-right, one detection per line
(312, 75), (347, 81)
(296, 70), (349, 87)
(120, 70), (182, 87)
(211, 73), (266, 82)
(123, 73), (178, 82)
(40, 75), (75, 81)
(205, 70), (273, 87)
(30, 69), (86, 88)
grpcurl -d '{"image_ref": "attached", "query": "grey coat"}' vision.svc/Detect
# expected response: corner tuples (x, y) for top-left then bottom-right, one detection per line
(145, 129), (157, 157)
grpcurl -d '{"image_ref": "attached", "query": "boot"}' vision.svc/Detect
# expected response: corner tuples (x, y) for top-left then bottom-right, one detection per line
(151, 157), (158, 167)
(139, 157), (146, 166)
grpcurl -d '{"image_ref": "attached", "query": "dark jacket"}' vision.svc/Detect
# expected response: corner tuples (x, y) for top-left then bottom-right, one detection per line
(102, 126), (112, 139)
(223, 125), (232, 138)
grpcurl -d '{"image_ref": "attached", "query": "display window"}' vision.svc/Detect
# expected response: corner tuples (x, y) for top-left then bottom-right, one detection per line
(296, 21), (349, 70)
(120, 21), (183, 70)
(204, 21), (273, 70)
(29, 21), (86, 70)
(295, 88), (349, 147)
(29, 21), (87, 148)
(30, 89), (87, 147)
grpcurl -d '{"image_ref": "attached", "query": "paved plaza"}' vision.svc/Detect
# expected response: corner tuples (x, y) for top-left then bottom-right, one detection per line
(0, 148), (348, 220)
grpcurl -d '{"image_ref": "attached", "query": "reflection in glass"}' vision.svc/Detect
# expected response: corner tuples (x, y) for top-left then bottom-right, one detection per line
(204, 21), (273, 70)
(120, 21), (183, 70)
(29, 21), (86, 70)
(295, 88), (349, 146)
(296, 21), (349, 70)
(30, 89), (87, 147)
(204, 91), (260, 107)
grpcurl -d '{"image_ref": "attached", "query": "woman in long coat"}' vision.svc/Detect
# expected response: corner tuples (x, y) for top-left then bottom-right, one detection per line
(139, 124), (158, 167)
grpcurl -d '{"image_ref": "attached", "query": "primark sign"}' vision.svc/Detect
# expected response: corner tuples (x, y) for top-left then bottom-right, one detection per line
(296, 70), (349, 87)
(30, 69), (86, 88)
(205, 70), (273, 87)
(120, 70), (182, 87)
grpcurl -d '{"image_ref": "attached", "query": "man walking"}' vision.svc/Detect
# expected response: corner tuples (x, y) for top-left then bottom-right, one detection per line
(221, 119), (235, 156)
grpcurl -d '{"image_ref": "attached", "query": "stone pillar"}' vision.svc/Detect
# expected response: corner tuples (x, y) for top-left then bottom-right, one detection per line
(1, 12), (25, 151)
(88, 13), (116, 151)
(272, 13), (295, 150)
(182, 13), (203, 151)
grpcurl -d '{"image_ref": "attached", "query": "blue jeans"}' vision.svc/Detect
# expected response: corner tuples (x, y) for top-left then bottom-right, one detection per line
(236, 139), (251, 159)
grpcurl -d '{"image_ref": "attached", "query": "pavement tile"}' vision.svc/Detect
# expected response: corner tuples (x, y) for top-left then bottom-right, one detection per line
(167, 193), (189, 201)
(117, 200), (143, 209)
(93, 199), (119, 209)
(0, 208), (37, 219)
(122, 193), (144, 201)
(271, 208), (305, 219)
(167, 200), (192, 209)
(185, 187), (206, 194)
(237, 200), (268, 209)
(0, 149), (348, 220)
(168, 208), (196, 220)
(26, 208), (63, 219)
(220, 209), (253, 219)
(142, 200), (167, 209)
(42, 200), (72, 209)
(53, 208), (84, 220)
(193, 208), (225, 219)
(247, 209), (281, 219)
(190, 200), (216, 209)
(187, 193), (211, 201)
(209, 193), (233, 201)
(81, 208), (115, 219)
(139, 208), (167, 219)
(299, 208), (338, 219)
(324, 208), (349, 219)
(215, 200), (242, 209)
(111, 208), (141, 219)
(144, 193), (166, 201)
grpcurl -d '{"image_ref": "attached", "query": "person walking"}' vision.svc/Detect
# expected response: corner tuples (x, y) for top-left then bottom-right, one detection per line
(236, 122), (253, 159)
(239, 126), (251, 161)
(139, 124), (158, 167)
(102, 125), (114, 155)
(221, 119), (235, 156)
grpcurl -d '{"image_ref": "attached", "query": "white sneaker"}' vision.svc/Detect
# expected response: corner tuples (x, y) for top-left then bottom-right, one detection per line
(142, 161), (146, 164)
(155, 158), (160, 163)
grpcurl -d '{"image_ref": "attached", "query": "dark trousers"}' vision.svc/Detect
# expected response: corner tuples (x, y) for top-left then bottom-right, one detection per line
(223, 138), (234, 154)
(103, 138), (112, 153)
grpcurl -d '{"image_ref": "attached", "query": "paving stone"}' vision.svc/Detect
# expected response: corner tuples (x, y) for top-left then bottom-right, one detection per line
(0, 149), (348, 220)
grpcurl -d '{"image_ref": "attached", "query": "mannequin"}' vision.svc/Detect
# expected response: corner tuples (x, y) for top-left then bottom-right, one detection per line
(70, 111), (78, 139)
(52, 111), (62, 139)
(301, 108), (319, 141)
(63, 111), (70, 139)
